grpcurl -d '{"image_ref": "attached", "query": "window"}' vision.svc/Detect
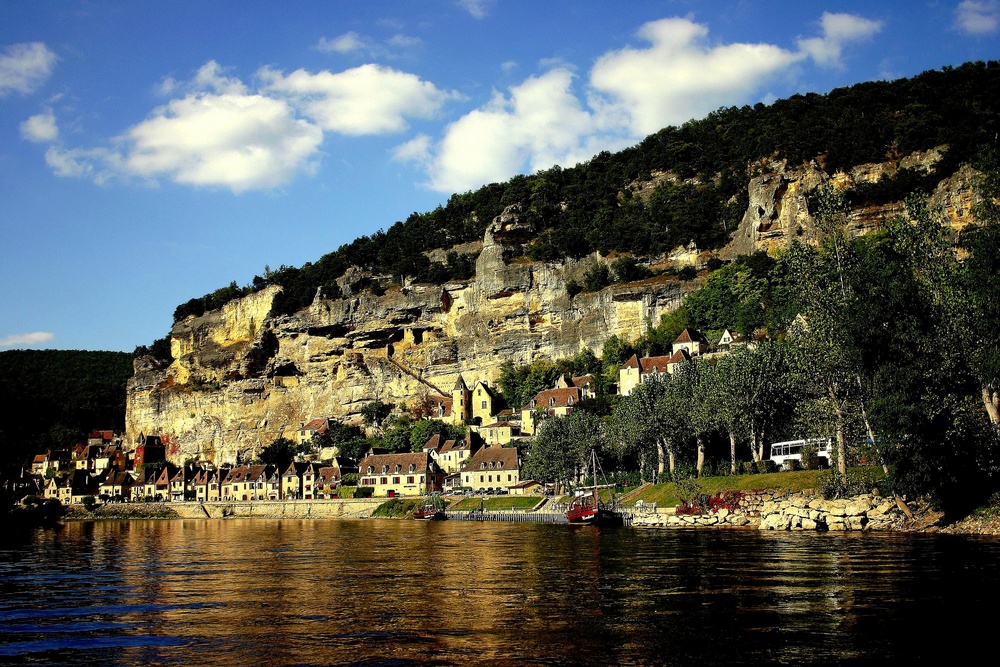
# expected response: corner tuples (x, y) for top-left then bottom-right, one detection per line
(393, 477), (400, 484)
(481, 400), (487, 409)
(407, 476), (414, 484)
(380, 477), (387, 485)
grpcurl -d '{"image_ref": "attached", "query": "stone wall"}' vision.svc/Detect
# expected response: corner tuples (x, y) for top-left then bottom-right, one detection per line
(195, 499), (383, 519)
(631, 490), (938, 532)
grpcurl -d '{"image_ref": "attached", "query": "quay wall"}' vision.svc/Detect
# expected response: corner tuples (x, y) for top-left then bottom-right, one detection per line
(630, 490), (941, 532)
(169, 499), (383, 520)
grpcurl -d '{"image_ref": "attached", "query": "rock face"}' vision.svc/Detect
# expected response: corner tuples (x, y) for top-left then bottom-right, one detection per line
(127, 206), (689, 464)
(724, 146), (980, 256)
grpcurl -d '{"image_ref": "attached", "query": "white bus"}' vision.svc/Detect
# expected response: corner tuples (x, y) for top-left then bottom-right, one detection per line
(769, 438), (832, 469)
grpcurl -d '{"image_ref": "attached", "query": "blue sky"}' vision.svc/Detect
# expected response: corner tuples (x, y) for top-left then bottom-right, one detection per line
(1, 1), (998, 353)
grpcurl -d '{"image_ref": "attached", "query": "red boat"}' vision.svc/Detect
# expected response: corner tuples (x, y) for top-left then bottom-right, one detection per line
(565, 451), (624, 526)
(413, 498), (447, 520)
(566, 495), (598, 523)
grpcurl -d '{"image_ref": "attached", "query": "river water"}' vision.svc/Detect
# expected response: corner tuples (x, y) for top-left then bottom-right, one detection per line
(1, 519), (997, 665)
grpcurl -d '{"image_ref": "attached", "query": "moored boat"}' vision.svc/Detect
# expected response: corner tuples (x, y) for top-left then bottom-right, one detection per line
(565, 451), (624, 526)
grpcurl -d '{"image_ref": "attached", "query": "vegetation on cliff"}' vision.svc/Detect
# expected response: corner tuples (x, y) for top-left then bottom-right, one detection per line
(168, 61), (1000, 324)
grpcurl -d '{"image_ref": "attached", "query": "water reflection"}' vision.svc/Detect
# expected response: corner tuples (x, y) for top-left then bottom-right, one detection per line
(1, 520), (997, 665)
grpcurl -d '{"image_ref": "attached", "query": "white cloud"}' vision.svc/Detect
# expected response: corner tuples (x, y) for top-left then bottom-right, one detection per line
(458, 0), (492, 19)
(393, 134), (432, 165)
(0, 331), (54, 347)
(955, 0), (1000, 34)
(403, 69), (628, 192)
(590, 18), (800, 136)
(317, 32), (422, 59)
(387, 34), (422, 49)
(45, 146), (123, 185)
(261, 64), (457, 135)
(123, 91), (323, 192)
(0, 42), (58, 96)
(21, 109), (59, 142)
(797, 12), (884, 68)
(317, 32), (368, 54)
(403, 13), (885, 193)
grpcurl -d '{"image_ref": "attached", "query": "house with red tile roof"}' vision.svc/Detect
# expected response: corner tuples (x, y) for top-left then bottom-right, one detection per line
(357, 452), (444, 497)
(672, 328), (709, 357)
(521, 387), (583, 434)
(460, 445), (521, 493)
(618, 349), (693, 396)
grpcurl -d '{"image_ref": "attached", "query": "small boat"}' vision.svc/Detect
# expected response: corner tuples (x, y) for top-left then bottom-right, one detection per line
(566, 450), (625, 526)
(413, 498), (447, 520)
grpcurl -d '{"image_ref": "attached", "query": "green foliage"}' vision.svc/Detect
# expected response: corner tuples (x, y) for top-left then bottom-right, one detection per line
(372, 497), (424, 518)
(523, 411), (604, 487)
(582, 263), (611, 292)
(361, 400), (395, 434)
(817, 467), (885, 500)
(82, 495), (97, 511)
(610, 256), (652, 283)
(0, 350), (134, 479)
(257, 437), (304, 469)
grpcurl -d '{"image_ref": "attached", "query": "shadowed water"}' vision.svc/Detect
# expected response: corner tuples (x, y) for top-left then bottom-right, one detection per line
(1, 519), (997, 665)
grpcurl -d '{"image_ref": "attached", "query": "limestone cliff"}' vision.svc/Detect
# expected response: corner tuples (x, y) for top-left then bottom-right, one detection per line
(127, 206), (689, 464)
(724, 146), (980, 256)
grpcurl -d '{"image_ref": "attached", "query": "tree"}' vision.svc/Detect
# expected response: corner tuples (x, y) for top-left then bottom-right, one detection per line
(523, 411), (603, 491)
(718, 342), (797, 466)
(258, 437), (302, 470)
(361, 400), (395, 436)
(607, 376), (685, 480)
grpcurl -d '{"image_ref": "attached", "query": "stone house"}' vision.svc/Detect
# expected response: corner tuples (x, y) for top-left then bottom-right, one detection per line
(521, 387), (582, 435)
(460, 445), (521, 493)
(99, 471), (135, 501)
(357, 452), (444, 497)
(672, 328), (709, 357)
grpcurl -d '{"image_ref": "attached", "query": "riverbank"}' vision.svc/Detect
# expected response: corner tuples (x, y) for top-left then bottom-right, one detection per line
(52, 492), (1000, 536)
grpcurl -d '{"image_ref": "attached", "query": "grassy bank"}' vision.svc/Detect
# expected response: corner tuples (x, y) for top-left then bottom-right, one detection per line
(626, 470), (829, 508)
(449, 496), (542, 511)
(64, 503), (179, 520)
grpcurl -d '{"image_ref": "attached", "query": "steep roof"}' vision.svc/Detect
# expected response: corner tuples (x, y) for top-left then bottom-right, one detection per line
(453, 374), (468, 391)
(302, 417), (329, 432)
(639, 355), (674, 374)
(423, 434), (442, 452)
(465, 445), (519, 472)
(359, 452), (435, 475)
(673, 328), (708, 344)
(526, 387), (582, 410)
(621, 353), (640, 370)
(667, 349), (690, 364)
(571, 374), (595, 388)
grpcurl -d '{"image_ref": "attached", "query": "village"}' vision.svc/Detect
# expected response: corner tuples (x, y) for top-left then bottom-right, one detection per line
(9, 328), (760, 509)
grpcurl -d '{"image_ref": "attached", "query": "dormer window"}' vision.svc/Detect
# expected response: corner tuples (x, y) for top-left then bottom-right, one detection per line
(549, 397), (555, 406)
(409, 464), (416, 473)
(394, 464), (401, 473)
(567, 396), (574, 405)
(381, 465), (388, 474)
(367, 466), (374, 474)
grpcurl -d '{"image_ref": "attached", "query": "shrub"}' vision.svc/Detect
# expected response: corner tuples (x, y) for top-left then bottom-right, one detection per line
(82, 495), (97, 511)
(566, 279), (582, 298)
(818, 467), (885, 500)
(340, 473), (359, 486)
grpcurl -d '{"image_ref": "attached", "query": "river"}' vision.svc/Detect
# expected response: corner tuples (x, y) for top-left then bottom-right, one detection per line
(1, 519), (997, 665)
